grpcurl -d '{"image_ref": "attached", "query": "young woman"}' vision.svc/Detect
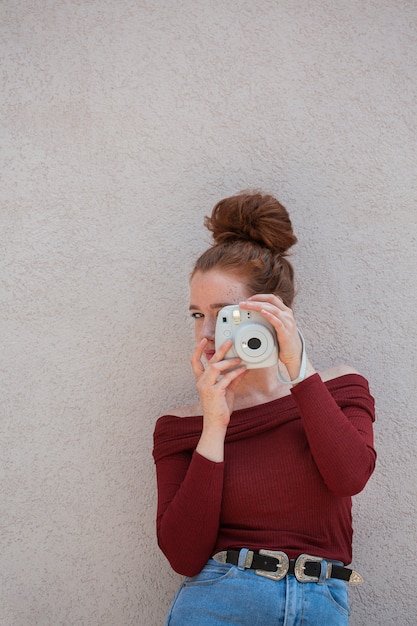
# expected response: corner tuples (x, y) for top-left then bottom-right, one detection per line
(153, 192), (376, 625)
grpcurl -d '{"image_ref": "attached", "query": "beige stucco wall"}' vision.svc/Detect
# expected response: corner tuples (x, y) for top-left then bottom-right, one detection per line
(1, 2), (416, 624)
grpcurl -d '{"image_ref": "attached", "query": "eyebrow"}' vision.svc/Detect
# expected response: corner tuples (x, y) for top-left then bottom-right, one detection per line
(189, 302), (234, 311)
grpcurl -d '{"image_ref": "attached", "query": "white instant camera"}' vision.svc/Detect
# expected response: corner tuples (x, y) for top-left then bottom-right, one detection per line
(215, 305), (279, 369)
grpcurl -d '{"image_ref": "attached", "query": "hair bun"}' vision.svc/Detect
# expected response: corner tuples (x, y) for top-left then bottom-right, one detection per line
(205, 191), (297, 255)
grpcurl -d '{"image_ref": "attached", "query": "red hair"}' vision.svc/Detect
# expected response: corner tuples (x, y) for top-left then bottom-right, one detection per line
(192, 192), (297, 307)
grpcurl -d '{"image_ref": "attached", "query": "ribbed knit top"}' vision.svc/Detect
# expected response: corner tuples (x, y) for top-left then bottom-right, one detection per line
(153, 373), (376, 577)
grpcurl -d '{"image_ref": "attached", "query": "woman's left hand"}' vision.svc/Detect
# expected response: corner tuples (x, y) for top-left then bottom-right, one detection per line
(239, 294), (308, 382)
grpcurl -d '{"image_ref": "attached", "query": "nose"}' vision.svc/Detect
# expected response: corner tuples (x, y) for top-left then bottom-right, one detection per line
(199, 316), (216, 342)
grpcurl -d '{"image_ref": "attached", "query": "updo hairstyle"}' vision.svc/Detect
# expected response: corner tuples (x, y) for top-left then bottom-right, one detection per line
(192, 191), (298, 307)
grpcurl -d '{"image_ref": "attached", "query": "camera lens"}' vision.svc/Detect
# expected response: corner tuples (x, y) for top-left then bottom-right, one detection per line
(236, 322), (277, 366)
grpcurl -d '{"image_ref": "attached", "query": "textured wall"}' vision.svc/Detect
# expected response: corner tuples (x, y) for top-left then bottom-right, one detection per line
(1, 1), (416, 625)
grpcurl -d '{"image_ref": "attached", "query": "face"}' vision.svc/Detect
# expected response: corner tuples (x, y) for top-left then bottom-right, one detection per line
(189, 269), (251, 361)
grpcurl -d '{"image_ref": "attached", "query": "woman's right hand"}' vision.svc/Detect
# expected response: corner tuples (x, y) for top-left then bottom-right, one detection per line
(190, 338), (246, 462)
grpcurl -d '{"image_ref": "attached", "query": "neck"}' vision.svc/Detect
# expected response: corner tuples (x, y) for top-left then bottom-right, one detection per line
(232, 365), (291, 410)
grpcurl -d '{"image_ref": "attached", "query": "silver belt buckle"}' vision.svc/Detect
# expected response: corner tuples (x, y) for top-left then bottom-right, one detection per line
(294, 554), (325, 583)
(255, 549), (289, 581)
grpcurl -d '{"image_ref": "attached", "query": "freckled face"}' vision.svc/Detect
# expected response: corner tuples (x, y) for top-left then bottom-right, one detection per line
(189, 269), (251, 360)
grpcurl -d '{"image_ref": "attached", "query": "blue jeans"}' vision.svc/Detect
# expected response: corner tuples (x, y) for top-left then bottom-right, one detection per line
(165, 558), (350, 625)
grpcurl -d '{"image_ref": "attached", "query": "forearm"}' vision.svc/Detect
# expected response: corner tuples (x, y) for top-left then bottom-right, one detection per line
(156, 451), (224, 576)
(196, 422), (227, 462)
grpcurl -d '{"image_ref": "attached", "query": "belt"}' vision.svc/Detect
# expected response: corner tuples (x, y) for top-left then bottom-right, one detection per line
(212, 549), (363, 584)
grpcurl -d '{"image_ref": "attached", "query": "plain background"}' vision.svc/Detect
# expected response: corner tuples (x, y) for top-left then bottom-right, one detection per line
(1, 1), (416, 624)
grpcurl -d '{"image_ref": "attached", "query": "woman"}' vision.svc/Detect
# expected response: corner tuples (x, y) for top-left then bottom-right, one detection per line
(153, 191), (376, 625)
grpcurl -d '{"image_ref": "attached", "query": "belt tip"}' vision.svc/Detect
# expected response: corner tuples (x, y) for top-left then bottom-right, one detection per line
(349, 571), (364, 584)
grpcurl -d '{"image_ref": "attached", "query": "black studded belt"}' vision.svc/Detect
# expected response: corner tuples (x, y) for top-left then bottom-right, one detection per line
(212, 549), (363, 584)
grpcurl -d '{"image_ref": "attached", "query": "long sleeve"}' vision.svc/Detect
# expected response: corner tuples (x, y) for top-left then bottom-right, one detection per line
(155, 449), (224, 576)
(153, 373), (376, 574)
(291, 373), (376, 496)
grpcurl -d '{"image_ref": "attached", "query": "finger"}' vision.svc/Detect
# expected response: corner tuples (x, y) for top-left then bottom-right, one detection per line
(190, 339), (207, 377)
(238, 301), (288, 327)
(203, 357), (243, 386)
(241, 295), (295, 324)
(258, 306), (300, 343)
(241, 294), (288, 311)
(214, 364), (247, 388)
(240, 299), (298, 342)
(209, 339), (233, 363)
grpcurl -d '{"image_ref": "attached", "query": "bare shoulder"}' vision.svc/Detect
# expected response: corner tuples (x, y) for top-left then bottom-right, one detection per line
(320, 364), (361, 383)
(163, 401), (202, 418)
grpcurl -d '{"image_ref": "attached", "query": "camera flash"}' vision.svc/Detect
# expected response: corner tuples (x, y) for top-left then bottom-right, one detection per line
(232, 309), (241, 324)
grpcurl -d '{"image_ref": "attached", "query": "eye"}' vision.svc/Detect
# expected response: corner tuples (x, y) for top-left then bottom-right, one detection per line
(190, 312), (204, 319)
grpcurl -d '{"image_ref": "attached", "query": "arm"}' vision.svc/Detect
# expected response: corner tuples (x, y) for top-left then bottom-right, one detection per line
(155, 449), (224, 576)
(240, 296), (376, 496)
(154, 339), (246, 576)
(291, 373), (376, 496)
